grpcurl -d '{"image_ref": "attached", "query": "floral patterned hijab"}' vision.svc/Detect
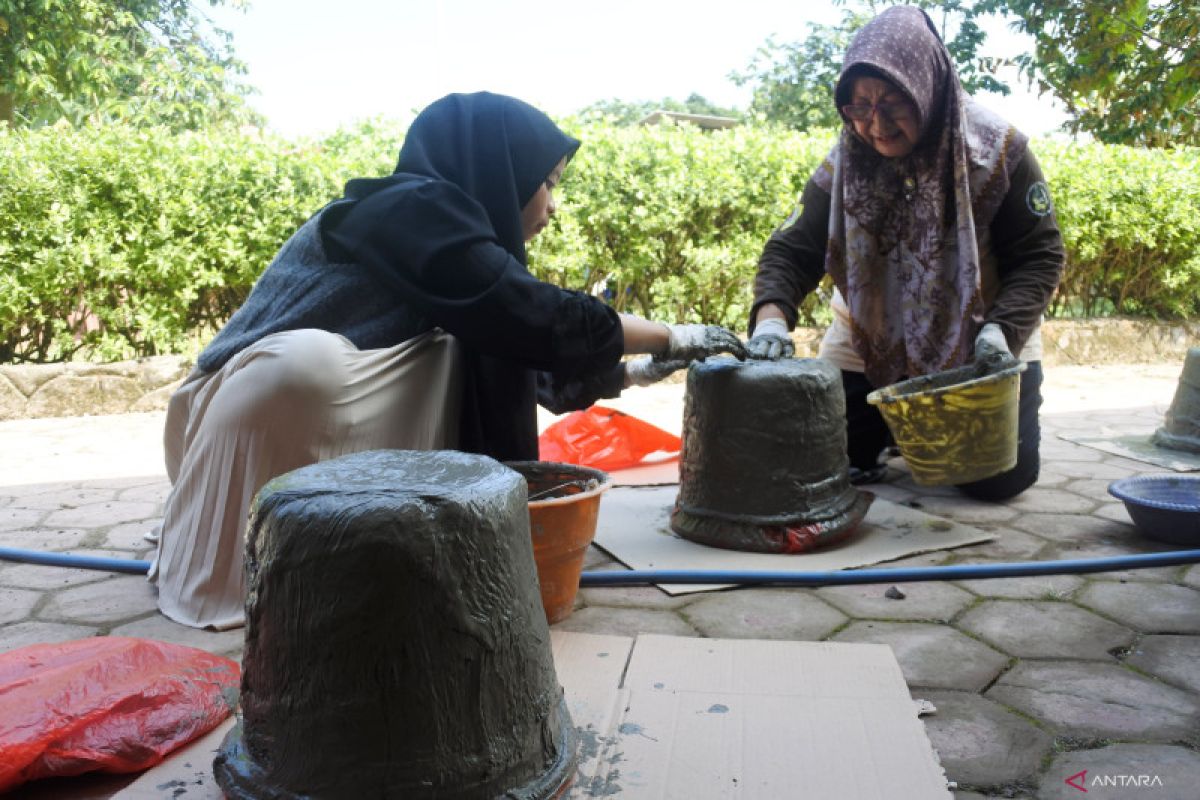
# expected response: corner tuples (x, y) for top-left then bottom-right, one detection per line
(814, 5), (1027, 386)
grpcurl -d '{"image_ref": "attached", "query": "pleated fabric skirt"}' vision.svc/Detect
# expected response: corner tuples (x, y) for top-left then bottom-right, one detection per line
(149, 328), (463, 630)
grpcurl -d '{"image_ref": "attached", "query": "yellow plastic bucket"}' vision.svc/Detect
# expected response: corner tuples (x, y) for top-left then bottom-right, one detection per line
(866, 361), (1027, 486)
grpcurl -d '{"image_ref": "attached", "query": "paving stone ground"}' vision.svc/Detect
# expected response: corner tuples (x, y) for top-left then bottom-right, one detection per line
(2, 362), (1198, 798)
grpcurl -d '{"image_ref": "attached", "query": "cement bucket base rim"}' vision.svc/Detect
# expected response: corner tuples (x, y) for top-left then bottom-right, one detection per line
(213, 695), (579, 800)
(670, 490), (874, 554)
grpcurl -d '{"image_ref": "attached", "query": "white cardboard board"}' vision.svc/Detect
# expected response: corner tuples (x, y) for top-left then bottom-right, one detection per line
(1058, 428), (1200, 471)
(93, 632), (949, 799)
(592, 486), (994, 594)
(565, 634), (950, 799)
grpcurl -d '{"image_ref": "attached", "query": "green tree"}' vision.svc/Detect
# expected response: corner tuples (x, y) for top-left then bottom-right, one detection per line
(576, 93), (741, 125)
(985, 0), (1200, 147)
(731, 0), (1010, 130)
(0, 0), (258, 130)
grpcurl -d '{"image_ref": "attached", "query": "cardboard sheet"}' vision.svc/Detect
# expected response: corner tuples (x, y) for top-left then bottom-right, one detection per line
(592, 486), (995, 594)
(1058, 428), (1200, 471)
(82, 632), (950, 799)
(571, 635), (951, 799)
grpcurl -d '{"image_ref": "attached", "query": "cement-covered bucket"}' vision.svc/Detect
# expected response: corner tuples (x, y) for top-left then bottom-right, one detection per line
(867, 360), (1026, 486)
(506, 461), (611, 624)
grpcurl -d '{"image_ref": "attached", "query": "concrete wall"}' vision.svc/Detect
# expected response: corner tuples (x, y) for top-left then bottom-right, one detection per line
(0, 319), (1195, 421)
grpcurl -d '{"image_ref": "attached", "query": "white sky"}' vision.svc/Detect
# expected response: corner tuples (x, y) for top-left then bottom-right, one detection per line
(206, 0), (1070, 139)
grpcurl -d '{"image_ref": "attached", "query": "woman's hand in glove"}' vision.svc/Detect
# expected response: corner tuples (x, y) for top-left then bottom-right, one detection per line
(624, 356), (688, 388)
(745, 317), (794, 360)
(973, 322), (1015, 366)
(662, 324), (747, 362)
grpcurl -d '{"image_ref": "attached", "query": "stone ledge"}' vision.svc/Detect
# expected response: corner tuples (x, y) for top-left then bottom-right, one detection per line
(0, 355), (191, 421)
(0, 319), (1194, 421)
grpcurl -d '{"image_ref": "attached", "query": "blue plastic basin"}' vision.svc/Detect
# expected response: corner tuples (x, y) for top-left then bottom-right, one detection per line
(1108, 474), (1200, 545)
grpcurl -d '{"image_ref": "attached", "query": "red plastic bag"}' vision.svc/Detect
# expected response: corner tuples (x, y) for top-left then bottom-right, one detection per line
(0, 636), (240, 793)
(538, 405), (682, 471)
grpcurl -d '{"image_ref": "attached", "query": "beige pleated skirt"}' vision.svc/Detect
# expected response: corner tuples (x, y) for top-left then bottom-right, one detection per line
(150, 328), (463, 630)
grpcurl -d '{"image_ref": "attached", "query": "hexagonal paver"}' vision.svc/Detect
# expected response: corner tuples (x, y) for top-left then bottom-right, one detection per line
(1008, 512), (1129, 543)
(1077, 581), (1200, 633)
(551, 606), (698, 637)
(0, 506), (45, 531)
(1063, 478), (1124, 502)
(1038, 743), (1200, 800)
(0, 527), (89, 551)
(986, 660), (1200, 740)
(117, 481), (170, 504)
(0, 621), (99, 653)
(579, 584), (696, 610)
(920, 690), (1052, 788)
(111, 614), (244, 656)
(0, 587), (42, 624)
(832, 621), (1008, 691)
(1032, 469), (1070, 488)
(1039, 440), (1105, 463)
(815, 581), (974, 621)
(1183, 563), (1200, 589)
(1007, 488), (1099, 515)
(0, 561), (111, 590)
(1036, 459), (1131, 480)
(103, 521), (161, 550)
(897, 495), (1020, 525)
(954, 574), (1083, 600)
(11, 487), (119, 511)
(43, 500), (159, 528)
(957, 600), (1131, 659)
(39, 575), (157, 624)
(1125, 635), (1200, 694)
(681, 588), (846, 640)
(1095, 501), (1136, 525)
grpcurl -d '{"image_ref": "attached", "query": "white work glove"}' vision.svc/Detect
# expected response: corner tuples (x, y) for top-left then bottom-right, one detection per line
(973, 323), (1015, 366)
(625, 356), (688, 387)
(662, 323), (748, 363)
(745, 317), (795, 361)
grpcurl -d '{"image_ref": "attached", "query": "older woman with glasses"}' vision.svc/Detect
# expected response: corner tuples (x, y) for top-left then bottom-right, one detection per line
(745, 5), (1064, 501)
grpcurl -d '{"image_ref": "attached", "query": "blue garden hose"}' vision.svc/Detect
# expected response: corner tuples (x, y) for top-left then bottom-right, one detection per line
(577, 549), (1200, 586)
(0, 547), (152, 575)
(3, 546), (1200, 585)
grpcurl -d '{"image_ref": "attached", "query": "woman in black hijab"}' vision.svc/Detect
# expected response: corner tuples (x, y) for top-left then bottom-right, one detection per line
(150, 92), (746, 629)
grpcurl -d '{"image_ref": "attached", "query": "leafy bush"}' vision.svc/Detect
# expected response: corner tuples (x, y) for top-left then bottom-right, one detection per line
(1, 120), (1197, 363)
(1035, 140), (1200, 318)
(530, 119), (835, 330)
(0, 121), (394, 361)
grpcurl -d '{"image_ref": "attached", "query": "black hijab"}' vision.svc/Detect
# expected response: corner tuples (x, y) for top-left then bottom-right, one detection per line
(320, 92), (584, 462)
(324, 92), (579, 269)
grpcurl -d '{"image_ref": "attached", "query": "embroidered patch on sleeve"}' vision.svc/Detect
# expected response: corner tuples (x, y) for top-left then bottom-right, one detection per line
(780, 201), (803, 230)
(1025, 181), (1053, 216)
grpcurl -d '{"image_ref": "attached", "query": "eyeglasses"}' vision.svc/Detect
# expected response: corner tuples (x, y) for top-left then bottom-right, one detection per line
(841, 100), (913, 123)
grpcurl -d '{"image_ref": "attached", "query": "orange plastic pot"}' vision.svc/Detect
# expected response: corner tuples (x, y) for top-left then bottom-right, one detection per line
(506, 461), (612, 624)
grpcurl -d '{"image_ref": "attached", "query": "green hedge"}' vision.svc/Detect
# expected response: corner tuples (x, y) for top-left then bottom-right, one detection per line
(1, 120), (1197, 362)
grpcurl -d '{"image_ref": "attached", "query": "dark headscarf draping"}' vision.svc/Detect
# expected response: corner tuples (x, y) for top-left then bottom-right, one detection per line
(815, 6), (1027, 387)
(325, 91), (579, 267)
(321, 92), (582, 461)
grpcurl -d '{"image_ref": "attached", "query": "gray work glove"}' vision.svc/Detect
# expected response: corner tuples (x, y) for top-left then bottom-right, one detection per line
(662, 323), (748, 362)
(973, 323), (1016, 368)
(625, 356), (688, 387)
(745, 317), (795, 361)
